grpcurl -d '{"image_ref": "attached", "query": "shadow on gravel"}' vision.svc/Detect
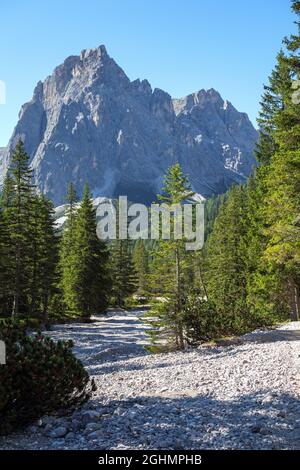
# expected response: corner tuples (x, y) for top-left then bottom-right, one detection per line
(87, 358), (172, 375)
(0, 392), (299, 450)
(49, 329), (148, 345)
(197, 328), (300, 354)
(98, 391), (300, 450)
(50, 326), (147, 335)
(241, 329), (300, 344)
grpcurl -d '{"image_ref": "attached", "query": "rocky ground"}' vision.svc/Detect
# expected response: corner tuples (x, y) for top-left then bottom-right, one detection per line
(0, 309), (300, 450)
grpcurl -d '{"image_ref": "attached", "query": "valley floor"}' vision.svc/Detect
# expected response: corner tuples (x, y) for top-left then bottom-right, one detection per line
(0, 310), (300, 450)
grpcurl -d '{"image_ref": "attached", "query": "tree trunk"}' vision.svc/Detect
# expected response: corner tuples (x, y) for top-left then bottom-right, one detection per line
(31, 251), (37, 316)
(12, 170), (22, 317)
(288, 277), (300, 321)
(175, 244), (184, 349)
(198, 260), (209, 300)
(12, 247), (21, 317)
(43, 292), (49, 324)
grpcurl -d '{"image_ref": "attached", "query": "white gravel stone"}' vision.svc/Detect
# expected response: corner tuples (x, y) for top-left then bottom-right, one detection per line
(0, 310), (299, 450)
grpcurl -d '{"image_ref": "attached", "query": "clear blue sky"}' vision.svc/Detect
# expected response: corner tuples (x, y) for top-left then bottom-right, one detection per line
(0, 0), (296, 147)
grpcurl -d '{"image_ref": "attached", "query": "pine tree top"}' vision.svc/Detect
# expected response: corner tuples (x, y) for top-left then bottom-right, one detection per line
(158, 162), (194, 205)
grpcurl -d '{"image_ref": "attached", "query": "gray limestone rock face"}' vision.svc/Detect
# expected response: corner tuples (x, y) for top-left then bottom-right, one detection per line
(1, 45), (258, 205)
(0, 148), (6, 167)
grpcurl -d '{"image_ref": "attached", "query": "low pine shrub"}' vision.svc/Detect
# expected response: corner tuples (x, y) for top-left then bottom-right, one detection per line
(0, 324), (96, 435)
(181, 294), (217, 344)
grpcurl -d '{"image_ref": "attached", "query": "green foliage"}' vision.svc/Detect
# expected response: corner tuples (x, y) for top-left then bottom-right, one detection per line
(28, 195), (59, 320)
(60, 184), (110, 318)
(203, 176), (290, 332)
(181, 292), (217, 344)
(255, 51), (290, 164)
(204, 185), (250, 331)
(144, 298), (181, 352)
(204, 192), (227, 239)
(202, 1), (300, 330)
(261, 1), (300, 318)
(1, 140), (35, 316)
(132, 240), (149, 296)
(0, 205), (10, 313)
(158, 162), (194, 204)
(110, 239), (137, 307)
(0, 141), (58, 320)
(0, 324), (96, 435)
(146, 163), (197, 350)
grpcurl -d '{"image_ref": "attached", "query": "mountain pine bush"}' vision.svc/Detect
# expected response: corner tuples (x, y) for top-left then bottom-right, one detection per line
(0, 324), (96, 435)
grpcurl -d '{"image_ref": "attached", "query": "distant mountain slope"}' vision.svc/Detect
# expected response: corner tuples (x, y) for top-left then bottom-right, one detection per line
(0, 45), (258, 205)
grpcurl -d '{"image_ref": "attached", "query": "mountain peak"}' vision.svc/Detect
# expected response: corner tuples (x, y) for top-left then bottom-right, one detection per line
(173, 88), (225, 115)
(80, 44), (108, 61)
(1, 46), (258, 204)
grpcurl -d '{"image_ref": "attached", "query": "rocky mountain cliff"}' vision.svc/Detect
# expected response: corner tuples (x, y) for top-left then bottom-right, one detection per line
(0, 45), (258, 205)
(0, 148), (5, 166)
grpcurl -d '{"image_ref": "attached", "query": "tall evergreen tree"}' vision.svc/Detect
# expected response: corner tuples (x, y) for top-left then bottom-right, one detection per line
(262, 0), (300, 319)
(65, 182), (78, 229)
(0, 177), (12, 313)
(0, 141), (59, 320)
(132, 240), (149, 296)
(60, 184), (110, 318)
(146, 163), (194, 350)
(0, 204), (10, 314)
(242, 173), (288, 323)
(204, 1), (300, 327)
(255, 51), (291, 164)
(3, 140), (35, 316)
(204, 185), (250, 333)
(110, 239), (137, 307)
(29, 195), (59, 320)
(59, 183), (79, 312)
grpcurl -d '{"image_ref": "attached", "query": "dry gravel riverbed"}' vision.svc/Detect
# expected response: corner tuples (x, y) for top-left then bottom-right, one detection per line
(0, 309), (300, 450)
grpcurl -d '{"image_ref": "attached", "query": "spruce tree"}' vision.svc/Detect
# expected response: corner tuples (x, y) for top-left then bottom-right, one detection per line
(0, 204), (10, 315)
(29, 195), (58, 321)
(146, 163), (194, 350)
(239, 1), (300, 323)
(3, 140), (35, 316)
(0, 174), (15, 312)
(60, 184), (110, 318)
(255, 51), (291, 164)
(244, 1), (297, 322)
(59, 182), (79, 314)
(204, 185), (249, 333)
(65, 182), (78, 229)
(0, 143), (60, 321)
(263, 0), (300, 319)
(110, 239), (137, 307)
(132, 240), (149, 297)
